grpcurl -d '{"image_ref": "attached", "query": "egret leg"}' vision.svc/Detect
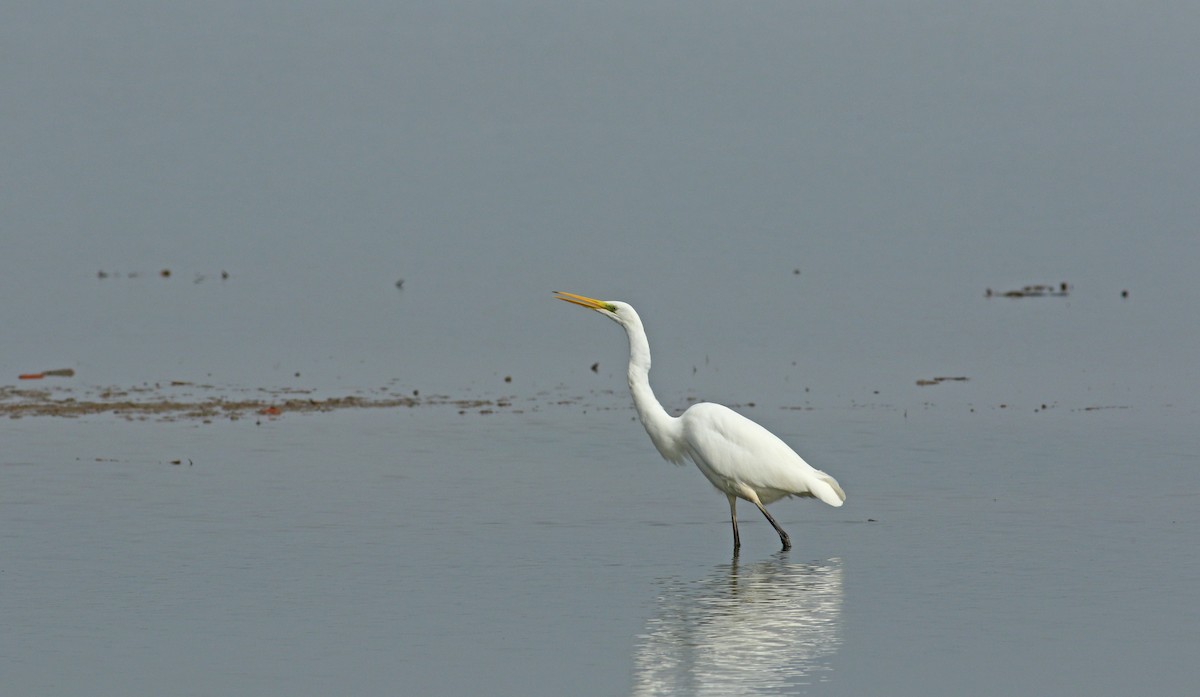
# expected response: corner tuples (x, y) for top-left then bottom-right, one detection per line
(727, 494), (741, 550)
(753, 501), (792, 551)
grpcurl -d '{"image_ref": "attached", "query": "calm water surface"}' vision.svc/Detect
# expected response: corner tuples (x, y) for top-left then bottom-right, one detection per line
(4, 402), (1196, 696)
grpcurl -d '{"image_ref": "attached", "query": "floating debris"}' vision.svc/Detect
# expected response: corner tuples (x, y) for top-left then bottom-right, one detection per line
(916, 376), (969, 386)
(985, 282), (1069, 298)
(96, 269), (231, 281)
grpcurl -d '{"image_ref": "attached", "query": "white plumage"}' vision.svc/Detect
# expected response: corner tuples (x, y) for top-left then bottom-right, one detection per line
(556, 291), (846, 550)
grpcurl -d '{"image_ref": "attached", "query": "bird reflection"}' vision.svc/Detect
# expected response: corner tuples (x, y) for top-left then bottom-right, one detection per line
(632, 556), (843, 695)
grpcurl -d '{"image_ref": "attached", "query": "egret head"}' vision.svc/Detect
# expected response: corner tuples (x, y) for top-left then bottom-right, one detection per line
(554, 291), (640, 329)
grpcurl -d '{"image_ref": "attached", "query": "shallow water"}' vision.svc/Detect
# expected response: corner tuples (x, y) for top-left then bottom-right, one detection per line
(4, 1), (1200, 695)
(5, 403), (1197, 696)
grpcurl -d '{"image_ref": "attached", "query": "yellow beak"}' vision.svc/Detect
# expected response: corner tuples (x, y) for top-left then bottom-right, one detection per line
(554, 291), (611, 311)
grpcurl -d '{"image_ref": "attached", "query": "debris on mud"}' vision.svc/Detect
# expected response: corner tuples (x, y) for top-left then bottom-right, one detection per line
(0, 383), (528, 422)
(18, 368), (75, 380)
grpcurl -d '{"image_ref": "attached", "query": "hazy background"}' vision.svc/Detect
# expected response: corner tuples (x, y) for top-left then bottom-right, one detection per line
(4, 0), (1197, 408)
(3, 4), (1199, 695)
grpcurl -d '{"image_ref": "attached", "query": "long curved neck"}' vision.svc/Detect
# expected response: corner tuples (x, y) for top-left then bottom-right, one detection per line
(624, 321), (682, 461)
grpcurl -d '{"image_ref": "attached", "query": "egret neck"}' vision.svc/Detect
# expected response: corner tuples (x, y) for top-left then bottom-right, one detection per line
(623, 322), (684, 463)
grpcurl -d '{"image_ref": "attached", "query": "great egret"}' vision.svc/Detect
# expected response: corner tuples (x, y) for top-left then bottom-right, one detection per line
(555, 291), (846, 550)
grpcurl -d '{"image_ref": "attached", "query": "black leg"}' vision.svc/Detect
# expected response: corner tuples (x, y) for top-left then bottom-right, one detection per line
(754, 501), (791, 551)
(727, 494), (741, 550)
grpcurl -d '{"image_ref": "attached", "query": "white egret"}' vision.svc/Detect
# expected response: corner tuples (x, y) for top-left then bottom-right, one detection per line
(555, 291), (845, 550)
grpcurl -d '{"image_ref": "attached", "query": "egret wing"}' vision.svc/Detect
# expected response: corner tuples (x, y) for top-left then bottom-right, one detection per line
(680, 403), (844, 506)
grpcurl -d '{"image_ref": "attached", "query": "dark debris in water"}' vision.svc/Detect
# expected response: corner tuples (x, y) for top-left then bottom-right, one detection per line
(985, 282), (1070, 298)
(916, 376), (969, 386)
(98, 269), (231, 282)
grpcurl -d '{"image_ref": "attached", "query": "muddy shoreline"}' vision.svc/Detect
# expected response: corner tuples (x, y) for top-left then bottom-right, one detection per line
(0, 383), (516, 422)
